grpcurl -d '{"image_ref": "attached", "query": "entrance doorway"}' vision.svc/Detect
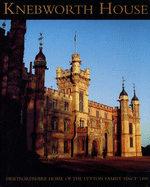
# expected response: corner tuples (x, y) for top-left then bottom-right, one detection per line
(92, 140), (97, 157)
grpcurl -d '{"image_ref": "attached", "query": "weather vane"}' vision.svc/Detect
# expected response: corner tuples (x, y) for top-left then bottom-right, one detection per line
(133, 83), (136, 95)
(122, 77), (125, 89)
(38, 33), (44, 48)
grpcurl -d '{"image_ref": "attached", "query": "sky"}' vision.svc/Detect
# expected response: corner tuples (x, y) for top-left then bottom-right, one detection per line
(1, 20), (150, 147)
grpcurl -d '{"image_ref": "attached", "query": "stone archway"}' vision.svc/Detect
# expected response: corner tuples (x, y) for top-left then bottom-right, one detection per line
(92, 140), (98, 157)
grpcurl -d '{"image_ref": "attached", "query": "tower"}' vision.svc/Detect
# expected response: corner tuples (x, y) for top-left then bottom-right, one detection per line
(69, 53), (90, 115)
(118, 78), (142, 157)
(118, 78), (130, 157)
(130, 84), (142, 156)
(33, 34), (48, 155)
(70, 53), (90, 157)
(0, 19), (27, 183)
(56, 52), (91, 157)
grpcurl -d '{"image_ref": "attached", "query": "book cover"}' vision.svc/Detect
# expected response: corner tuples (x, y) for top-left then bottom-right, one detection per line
(0, 0), (150, 187)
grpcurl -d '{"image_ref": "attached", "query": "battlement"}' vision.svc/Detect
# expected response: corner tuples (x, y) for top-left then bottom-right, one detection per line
(80, 68), (90, 79)
(72, 53), (81, 62)
(56, 67), (90, 79)
(56, 67), (71, 78)
(88, 100), (113, 111)
(44, 87), (72, 100)
(113, 106), (119, 111)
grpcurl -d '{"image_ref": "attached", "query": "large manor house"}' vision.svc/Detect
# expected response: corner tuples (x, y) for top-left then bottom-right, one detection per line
(0, 20), (142, 160)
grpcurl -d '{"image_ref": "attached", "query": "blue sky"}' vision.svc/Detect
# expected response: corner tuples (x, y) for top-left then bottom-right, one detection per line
(1, 20), (150, 147)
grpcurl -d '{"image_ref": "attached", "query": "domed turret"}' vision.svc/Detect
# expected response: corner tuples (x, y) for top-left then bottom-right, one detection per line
(131, 92), (139, 101)
(119, 87), (128, 97)
(131, 84), (139, 101)
(33, 33), (47, 69)
(35, 48), (46, 61)
(33, 33), (48, 93)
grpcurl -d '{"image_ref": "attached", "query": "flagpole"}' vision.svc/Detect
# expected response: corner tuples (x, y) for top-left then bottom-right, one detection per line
(74, 31), (77, 54)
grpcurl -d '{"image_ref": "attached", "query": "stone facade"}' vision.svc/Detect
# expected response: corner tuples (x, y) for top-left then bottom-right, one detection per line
(0, 21), (142, 159)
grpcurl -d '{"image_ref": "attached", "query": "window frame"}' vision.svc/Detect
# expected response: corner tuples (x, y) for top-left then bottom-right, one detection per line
(52, 99), (57, 109)
(80, 120), (84, 128)
(79, 92), (83, 112)
(130, 137), (133, 148)
(129, 123), (133, 135)
(64, 101), (69, 111)
(51, 139), (57, 154)
(52, 118), (58, 130)
(96, 110), (99, 117)
(64, 120), (69, 131)
(64, 140), (69, 153)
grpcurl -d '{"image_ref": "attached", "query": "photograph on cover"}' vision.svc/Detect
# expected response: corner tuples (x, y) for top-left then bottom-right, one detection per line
(0, 20), (150, 186)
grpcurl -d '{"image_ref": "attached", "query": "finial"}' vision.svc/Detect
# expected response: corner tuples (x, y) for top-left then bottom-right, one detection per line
(74, 31), (77, 54)
(38, 33), (44, 49)
(122, 77), (125, 89)
(2, 20), (6, 30)
(133, 83), (136, 95)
